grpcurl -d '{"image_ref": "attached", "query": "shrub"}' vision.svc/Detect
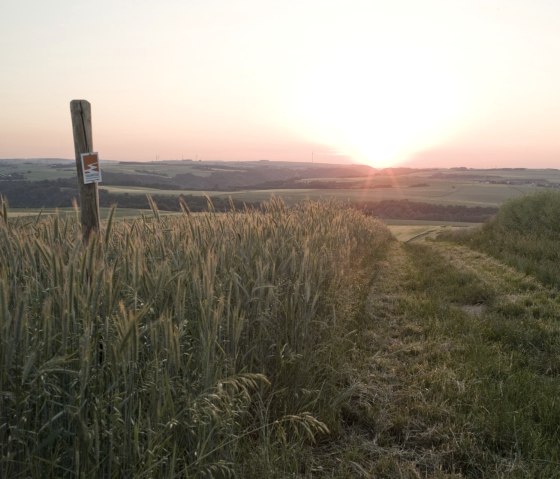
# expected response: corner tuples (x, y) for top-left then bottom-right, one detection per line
(442, 191), (560, 287)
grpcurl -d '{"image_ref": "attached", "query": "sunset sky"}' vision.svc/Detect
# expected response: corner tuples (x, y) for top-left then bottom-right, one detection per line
(2, 0), (560, 168)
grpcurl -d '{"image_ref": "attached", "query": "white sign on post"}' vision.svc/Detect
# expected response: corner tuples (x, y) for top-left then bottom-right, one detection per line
(81, 152), (102, 184)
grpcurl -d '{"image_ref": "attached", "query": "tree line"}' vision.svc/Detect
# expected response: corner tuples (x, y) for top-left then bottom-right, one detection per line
(0, 179), (250, 211)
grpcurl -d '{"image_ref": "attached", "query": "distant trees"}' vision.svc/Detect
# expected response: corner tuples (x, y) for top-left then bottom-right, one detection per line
(0, 179), (75, 207)
(357, 200), (497, 223)
(0, 180), (250, 212)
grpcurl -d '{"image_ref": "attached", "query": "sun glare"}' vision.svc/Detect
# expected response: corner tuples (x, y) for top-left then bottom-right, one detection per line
(290, 47), (467, 168)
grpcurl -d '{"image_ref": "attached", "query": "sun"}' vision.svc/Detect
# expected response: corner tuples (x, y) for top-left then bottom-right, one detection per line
(288, 46), (467, 168)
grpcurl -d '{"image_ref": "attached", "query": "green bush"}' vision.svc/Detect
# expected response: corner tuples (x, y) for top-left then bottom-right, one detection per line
(444, 191), (560, 288)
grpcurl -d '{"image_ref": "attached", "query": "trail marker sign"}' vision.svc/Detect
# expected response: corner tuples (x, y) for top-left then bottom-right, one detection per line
(81, 152), (102, 184)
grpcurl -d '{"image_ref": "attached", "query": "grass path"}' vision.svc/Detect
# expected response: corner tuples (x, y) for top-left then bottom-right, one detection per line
(319, 239), (560, 477)
(427, 241), (545, 296)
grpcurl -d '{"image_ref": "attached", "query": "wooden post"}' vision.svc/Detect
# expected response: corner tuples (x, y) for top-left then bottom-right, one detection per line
(0, 196), (7, 226)
(70, 100), (100, 241)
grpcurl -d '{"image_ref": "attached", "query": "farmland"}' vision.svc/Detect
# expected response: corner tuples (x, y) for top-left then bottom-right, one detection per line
(6, 159), (560, 242)
(3, 160), (560, 476)
(2, 159), (560, 215)
(2, 191), (560, 476)
(100, 181), (538, 207)
(0, 200), (392, 477)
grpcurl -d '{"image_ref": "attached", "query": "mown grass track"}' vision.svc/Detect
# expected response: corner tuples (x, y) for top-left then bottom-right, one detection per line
(320, 240), (560, 478)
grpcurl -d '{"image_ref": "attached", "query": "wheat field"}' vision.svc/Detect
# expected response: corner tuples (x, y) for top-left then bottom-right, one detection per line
(0, 197), (391, 477)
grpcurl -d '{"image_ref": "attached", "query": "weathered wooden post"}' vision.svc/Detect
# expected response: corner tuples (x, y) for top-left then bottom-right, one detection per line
(70, 100), (100, 242)
(0, 196), (7, 226)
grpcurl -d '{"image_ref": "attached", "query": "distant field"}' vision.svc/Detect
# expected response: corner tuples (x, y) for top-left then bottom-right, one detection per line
(107, 161), (215, 178)
(3, 159), (560, 214)
(7, 207), (178, 220)
(387, 221), (479, 242)
(0, 159), (214, 180)
(100, 185), (215, 196)
(0, 160), (75, 180)
(102, 182), (541, 207)
(217, 182), (541, 207)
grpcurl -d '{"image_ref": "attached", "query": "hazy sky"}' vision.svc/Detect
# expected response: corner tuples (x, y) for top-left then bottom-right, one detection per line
(2, 0), (560, 168)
